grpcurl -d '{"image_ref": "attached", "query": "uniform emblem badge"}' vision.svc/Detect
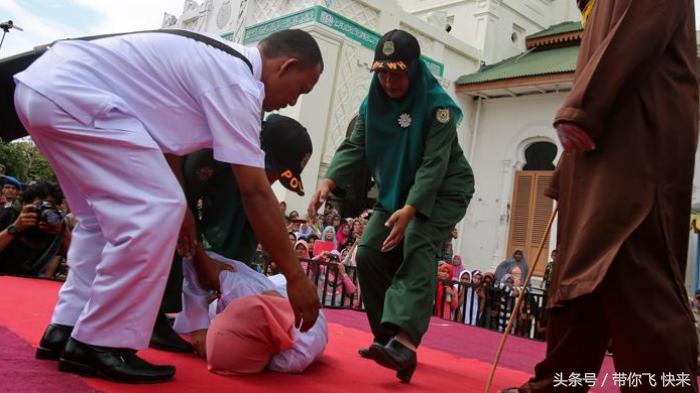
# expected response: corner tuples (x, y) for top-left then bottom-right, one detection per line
(383, 41), (395, 56)
(398, 113), (412, 128)
(436, 108), (450, 124)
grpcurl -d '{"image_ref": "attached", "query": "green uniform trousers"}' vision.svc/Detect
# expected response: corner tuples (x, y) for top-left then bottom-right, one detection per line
(357, 193), (468, 346)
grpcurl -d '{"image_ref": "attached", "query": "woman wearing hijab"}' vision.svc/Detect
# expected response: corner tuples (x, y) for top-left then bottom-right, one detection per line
(451, 254), (464, 279)
(308, 30), (475, 383)
(456, 271), (478, 325)
(494, 249), (528, 283)
(435, 263), (458, 319)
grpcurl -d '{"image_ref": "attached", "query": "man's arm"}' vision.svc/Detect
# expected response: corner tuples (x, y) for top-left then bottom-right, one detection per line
(308, 115), (367, 219)
(557, 0), (690, 138)
(232, 164), (320, 332)
(0, 204), (37, 252)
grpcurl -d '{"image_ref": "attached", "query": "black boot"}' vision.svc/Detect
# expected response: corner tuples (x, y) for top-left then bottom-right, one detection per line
(36, 324), (73, 360)
(149, 312), (193, 353)
(371, 338), (417, 383)
(58, 338), (175, 383)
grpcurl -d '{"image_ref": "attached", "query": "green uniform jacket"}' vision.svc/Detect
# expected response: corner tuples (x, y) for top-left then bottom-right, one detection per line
(325, 111), (474, 219)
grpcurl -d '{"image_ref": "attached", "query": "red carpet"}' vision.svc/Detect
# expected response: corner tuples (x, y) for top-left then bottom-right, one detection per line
(0, 276), (620, 392)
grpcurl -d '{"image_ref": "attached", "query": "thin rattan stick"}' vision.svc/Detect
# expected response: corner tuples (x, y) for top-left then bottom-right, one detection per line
(484, 205), (559, 393)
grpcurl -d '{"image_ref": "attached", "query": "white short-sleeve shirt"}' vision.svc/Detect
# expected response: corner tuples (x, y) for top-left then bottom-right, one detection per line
(14, 31), (265, 167)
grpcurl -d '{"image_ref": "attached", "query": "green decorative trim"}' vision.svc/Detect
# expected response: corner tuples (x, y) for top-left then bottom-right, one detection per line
(244, 8), (316, 44)
(225, 6), (444, 77)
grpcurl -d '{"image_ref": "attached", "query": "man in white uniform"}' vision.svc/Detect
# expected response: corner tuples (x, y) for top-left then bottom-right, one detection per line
(14, 29), (323, 383)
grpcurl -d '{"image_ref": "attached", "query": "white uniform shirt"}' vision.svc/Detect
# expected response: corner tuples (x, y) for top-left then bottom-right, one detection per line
(174, 252), (328, 374)
(14, 31), (265, 167)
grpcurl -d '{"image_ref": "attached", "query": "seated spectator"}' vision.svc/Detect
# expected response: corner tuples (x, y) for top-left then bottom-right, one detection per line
(494, 249), (529, 283)
(174, 252), (327, 374)
(288, 232), (297, 247)
(0, 175), (21, 230)
(0, 182), (71, 277)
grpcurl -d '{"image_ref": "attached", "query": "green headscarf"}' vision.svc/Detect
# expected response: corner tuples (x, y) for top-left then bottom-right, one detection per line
(361, 59), (463, 213)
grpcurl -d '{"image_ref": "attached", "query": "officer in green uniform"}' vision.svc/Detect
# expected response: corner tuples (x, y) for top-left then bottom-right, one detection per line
(308, 30), (474, 383)
(150, 114), (312, 354)
(183, 113), (312, 282)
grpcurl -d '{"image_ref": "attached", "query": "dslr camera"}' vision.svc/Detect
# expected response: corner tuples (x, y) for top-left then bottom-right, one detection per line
(33, 200), (64, 228)
(327, 253), (340, 262)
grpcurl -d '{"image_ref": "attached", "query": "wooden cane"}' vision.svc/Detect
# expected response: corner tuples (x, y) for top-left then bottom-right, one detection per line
(483, 205), (559, 393)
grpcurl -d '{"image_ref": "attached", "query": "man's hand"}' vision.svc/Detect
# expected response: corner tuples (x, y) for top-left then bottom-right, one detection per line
(177, 208), (198, 257)
(13, 204), (38, 232)
(381, 205), (416, 252)
(285, 271), (321, 332)
(307, 179), (336, 221)
(190, 329), (207, 359)
(555, 122), (596, 152)
(192, 246), (235, 296)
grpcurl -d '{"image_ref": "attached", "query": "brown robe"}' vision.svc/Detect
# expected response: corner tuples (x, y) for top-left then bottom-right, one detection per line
(548, 0), (699, 308)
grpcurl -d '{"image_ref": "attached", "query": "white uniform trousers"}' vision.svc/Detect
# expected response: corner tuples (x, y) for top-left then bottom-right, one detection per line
(14, 83), (186, 349)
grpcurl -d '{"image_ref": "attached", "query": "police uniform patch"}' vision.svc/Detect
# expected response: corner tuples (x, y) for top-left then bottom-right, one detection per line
(382, 41), (395, 56)
(436, 108), (450, 124)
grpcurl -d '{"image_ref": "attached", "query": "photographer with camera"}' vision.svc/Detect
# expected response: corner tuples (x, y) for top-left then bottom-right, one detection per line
(0, 182), (70, 277)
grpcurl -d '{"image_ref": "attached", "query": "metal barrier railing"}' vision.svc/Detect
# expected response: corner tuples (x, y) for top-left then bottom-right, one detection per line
(253, 253), (548, 340)
(435, 281), (548, 341)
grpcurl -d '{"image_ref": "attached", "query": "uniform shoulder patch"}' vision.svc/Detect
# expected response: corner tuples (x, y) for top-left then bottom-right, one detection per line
(436, 108), (450, 124)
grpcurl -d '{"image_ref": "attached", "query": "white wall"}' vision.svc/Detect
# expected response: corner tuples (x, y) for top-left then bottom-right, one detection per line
(457, 92), (565, 273)
(399, 0), (581, 64)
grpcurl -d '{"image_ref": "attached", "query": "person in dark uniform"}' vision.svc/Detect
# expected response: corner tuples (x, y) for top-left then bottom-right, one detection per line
(149, 114), (313, 353)
(308, 29), (474, 383)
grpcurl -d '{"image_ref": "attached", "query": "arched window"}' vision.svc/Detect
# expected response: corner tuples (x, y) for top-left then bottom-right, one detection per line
(522, 141), (557, 171)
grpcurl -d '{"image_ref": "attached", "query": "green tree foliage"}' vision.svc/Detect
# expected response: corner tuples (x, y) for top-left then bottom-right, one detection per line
(0, 139), (57, 184)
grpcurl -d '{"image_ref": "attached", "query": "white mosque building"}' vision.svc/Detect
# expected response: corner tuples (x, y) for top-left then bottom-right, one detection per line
(164, 0), (700, 291)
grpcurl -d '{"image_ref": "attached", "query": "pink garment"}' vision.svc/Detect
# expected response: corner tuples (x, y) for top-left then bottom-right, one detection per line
(206, 295), (295, 376)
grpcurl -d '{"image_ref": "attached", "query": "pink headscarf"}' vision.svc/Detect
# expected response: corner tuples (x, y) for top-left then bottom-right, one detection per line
(206, 295), (295, 375)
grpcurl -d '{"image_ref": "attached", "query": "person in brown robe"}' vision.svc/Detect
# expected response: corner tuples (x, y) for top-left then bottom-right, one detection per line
(506, 1), (699, 392)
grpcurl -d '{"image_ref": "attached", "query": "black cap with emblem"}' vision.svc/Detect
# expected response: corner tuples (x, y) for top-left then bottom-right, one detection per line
(371, 29), (421, 73)
(261, 114), (313, 196)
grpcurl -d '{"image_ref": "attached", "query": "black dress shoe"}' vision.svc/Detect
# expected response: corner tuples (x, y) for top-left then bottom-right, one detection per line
(149, 312), (193, 353)
(371, 338), (417, 383)
(36, 323), (73, 360)
(58, 338), (175, 384)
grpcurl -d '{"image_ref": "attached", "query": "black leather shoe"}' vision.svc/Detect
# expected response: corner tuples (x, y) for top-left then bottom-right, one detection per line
(36, 324), (73, 360)
(58, 338), (175, 383)
(358, 339), (388, 359)
(371, 338), (417, 383)
(149, 312), (193, 353)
